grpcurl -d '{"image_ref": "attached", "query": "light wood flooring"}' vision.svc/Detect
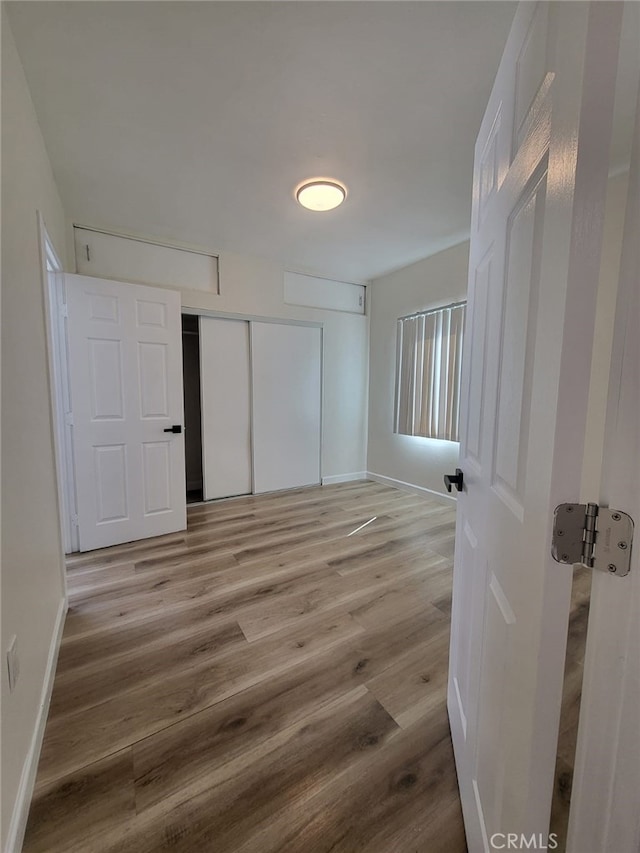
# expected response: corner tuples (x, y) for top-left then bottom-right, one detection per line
(23, 480), (466, 853)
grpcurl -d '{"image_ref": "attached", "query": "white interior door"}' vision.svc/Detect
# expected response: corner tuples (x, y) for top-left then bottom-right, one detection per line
(66, 274), (186, 551)
(251, 322), (321, 494)
(199, 316), (252, 500)
(568, 58), (640, 853)
(448, 3), (622, 849)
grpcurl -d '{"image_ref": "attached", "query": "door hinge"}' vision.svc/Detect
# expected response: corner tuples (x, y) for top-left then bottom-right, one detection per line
(59, 304), (68, 318)
(71, 514), (79, 528)
(552, 503), (634, 577)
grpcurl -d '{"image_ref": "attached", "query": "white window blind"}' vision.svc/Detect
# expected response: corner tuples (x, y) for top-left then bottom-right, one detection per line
(394, 301), (466, 441)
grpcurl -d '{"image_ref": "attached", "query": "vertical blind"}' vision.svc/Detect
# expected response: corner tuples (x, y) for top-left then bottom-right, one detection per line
(394, 301), (466, 441)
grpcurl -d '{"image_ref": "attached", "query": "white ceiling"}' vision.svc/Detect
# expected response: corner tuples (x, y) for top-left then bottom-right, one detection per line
(7, 1), (516, 281)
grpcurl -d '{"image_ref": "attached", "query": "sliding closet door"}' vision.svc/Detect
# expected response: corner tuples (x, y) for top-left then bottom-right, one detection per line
(251, 322), (321, 493)
(199, 317), (252, 499)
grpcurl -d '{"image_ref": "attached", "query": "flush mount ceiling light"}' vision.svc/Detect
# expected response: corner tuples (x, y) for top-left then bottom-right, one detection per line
(295, 178), (347, 211)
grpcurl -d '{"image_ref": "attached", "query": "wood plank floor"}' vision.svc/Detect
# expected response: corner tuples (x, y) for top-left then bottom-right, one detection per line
(23, 480), (466, 853)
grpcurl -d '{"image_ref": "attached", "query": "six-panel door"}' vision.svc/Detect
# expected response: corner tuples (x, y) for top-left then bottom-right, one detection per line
(448, 3), (622, 849)
(66, 274), (186, 551)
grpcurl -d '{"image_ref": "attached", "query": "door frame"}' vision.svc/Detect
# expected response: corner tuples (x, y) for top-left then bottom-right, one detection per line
(38, 212), (79, 561)
(567, 56), (640, 852)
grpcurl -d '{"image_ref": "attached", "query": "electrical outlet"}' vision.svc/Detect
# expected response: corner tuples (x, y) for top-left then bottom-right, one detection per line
(7, 635), (19, 692)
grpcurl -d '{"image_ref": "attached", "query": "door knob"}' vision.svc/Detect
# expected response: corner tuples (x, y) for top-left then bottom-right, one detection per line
(163, 425), (182, 434)
(444, 468), (464, 493)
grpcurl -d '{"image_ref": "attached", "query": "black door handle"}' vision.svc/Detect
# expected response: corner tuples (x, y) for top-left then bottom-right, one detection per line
(163, 425), (182, 434)
(444, 468), (464, 493)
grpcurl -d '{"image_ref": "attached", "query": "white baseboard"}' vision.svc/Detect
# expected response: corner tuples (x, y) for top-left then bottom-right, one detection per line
(321, 472), (367, 485)
(366, 471), (456, 504)
(5, 595), (67, 853)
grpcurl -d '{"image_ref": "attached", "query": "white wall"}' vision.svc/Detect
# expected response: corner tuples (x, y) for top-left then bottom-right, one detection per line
(74, 247), (369, 482)
(1, 11), (69, 850)
(367, 241), (470, 499)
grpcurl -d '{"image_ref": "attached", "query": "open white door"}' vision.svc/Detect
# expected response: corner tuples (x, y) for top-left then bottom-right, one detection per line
(66, 274), (186, 551)
(568, 53), (640, 853)
(448, 3), (623, 849)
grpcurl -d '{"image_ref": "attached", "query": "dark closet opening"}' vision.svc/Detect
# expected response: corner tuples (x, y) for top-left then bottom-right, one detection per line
(181, 314), (204, 503)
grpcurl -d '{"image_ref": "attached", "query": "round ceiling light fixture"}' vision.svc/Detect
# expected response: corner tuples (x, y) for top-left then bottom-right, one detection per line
(295, 178), (347, 211)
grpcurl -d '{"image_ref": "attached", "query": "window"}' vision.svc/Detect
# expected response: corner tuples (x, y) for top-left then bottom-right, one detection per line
(394, 301), (466, 441)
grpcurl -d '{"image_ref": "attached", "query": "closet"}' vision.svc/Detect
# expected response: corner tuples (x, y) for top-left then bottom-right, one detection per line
(182, 315), (322, 502)
(181, 315), (204, 502)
